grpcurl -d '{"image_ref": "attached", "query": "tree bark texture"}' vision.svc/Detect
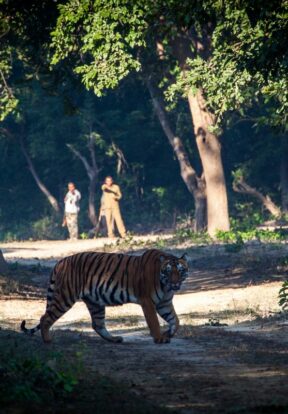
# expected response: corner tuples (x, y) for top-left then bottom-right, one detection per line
(187, 89), (230, 236)
(169, 32), (230, 236)
(146, 78), (207, 232)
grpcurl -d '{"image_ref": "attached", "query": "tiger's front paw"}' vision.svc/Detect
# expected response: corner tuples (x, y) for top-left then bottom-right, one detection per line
(154, 334), (171, 344)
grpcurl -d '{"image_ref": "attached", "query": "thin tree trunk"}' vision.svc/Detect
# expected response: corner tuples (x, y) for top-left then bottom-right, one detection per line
(233, 176), (281, 218)
(19, 137), (60, 213)
(280, 136), (288, 213)
(88, 176), (98, 227)
(146, 78), (207, 232)
(67, 143), (99, 227)
(0, 250), (8, 274)
(194, 176), (207, 232)
(187, 89), (230, 236)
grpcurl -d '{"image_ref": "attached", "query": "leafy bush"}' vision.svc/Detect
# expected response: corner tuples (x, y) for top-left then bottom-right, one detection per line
(31, 216), (64, 240)
(0, 216), (65, 241)
(174, 228), (212, 244)
(0, 352), (80, 404)
(216, 229), (285, 244)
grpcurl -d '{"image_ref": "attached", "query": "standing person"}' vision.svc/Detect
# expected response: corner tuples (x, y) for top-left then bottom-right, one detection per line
(63, 182), (81, 240)
(101, 176), (126, 238)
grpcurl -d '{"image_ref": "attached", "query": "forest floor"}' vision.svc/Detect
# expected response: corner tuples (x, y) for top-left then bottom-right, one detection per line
(0, 235), (288, 413)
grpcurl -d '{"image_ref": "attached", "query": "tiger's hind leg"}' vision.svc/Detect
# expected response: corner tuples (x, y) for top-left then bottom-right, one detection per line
(40, 296), (75, 343)
(83, 299), (123, 343)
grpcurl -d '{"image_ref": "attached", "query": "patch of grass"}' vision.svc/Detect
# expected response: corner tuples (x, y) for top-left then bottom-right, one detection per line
(204, 318), (228, 327)
(110, 315), (141, 326)
(0, 262), (49, 296)
(0, 330), (173, 414)
(216, 229), (286, 244)
(102, 234), (169, 252)
(0, 347), (80, 405)
(0, 277), (24, 296)
(173, 228), (212, 244)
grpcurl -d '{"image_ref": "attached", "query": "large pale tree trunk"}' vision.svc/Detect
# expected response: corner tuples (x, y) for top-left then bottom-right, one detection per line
(20, 137), (60, 213)
(187, 89), (230, 235)
(146, 78), (207, 231)
(169, 32), (230, 236)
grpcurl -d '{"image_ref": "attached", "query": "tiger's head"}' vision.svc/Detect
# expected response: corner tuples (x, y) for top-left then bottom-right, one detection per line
(159, 253), (189, 292)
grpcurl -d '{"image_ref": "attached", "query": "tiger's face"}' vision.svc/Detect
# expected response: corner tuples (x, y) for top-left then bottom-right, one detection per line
(159, 254), (189, 292)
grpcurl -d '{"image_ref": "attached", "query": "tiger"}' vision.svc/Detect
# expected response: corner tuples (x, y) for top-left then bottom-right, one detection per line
(21, 249), (189, 344)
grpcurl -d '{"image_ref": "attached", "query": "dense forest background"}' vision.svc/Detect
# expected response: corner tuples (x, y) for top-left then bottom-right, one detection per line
(0, 0), (287, 240)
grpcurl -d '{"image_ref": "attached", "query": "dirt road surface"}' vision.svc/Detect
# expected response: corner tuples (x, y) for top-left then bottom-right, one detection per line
(0, 237), (288, 413)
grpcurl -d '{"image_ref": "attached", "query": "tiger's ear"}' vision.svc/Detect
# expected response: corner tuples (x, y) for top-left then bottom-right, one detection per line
(180, 252), (188, 261)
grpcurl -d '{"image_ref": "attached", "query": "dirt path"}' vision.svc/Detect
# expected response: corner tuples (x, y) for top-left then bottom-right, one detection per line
(0, 235), (172, 265)
(1, 238), (288, 413)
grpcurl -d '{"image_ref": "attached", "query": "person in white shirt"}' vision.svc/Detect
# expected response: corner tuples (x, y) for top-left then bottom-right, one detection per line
(63, 182), (81, 240)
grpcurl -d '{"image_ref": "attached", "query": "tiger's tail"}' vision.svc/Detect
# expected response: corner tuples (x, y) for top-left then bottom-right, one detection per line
(20, 320), (41, 335)
(20, 264), (58, 336)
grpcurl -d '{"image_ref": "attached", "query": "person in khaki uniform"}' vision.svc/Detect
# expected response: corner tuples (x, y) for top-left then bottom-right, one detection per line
(101, 176), (126, 238)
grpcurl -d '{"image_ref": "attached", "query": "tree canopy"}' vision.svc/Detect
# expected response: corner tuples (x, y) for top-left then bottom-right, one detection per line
(0, 0), (287, 240)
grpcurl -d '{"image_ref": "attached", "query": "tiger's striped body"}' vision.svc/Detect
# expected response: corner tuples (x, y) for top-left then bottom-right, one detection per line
(21, 249), (188, 344)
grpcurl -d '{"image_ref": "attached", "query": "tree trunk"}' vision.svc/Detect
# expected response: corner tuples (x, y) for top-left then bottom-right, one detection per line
(67, 143), (99, 227)
(167, 31), (230, 236)
(146, 78), (207, 232)
(0, 250), (8, 274)
(20, 137), (60, 214)
(88, 176), (98, 227)
(187, 89), (230, 236)
(233, 176), (281, 218)
(194, 177), (207, 232)
(280, 137), (288, 213)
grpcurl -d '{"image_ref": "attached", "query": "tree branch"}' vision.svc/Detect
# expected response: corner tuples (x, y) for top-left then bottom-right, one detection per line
(66, 143), (94, 178)
(19, 136), (60, 213)
(233, 176), (281, 218)
(145, 76), (202, 196)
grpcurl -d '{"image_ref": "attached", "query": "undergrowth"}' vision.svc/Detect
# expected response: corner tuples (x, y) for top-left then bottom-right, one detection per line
(0, 347), (81, 405)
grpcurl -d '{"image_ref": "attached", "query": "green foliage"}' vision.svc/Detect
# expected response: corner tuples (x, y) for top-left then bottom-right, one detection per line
(279, 280), (288, 311)
(215, 226), (286, 252)
(165, 0), (288, 130)
(218, 231), (245, 253)
(31, 216), (64, 240)
(174, 228), (212, 244)
(0, 0), (287, 238)
(51, 0), (146, 96)
(0, 351), (80, 404)
(0, 216), (64, 241)
(0, 34), (19, 120)
(216, 229), (285, 244)
(51, 0), (288, 131)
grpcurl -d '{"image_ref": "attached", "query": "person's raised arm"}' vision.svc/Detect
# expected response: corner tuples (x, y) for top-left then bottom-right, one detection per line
(114, 185), (122, 201)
